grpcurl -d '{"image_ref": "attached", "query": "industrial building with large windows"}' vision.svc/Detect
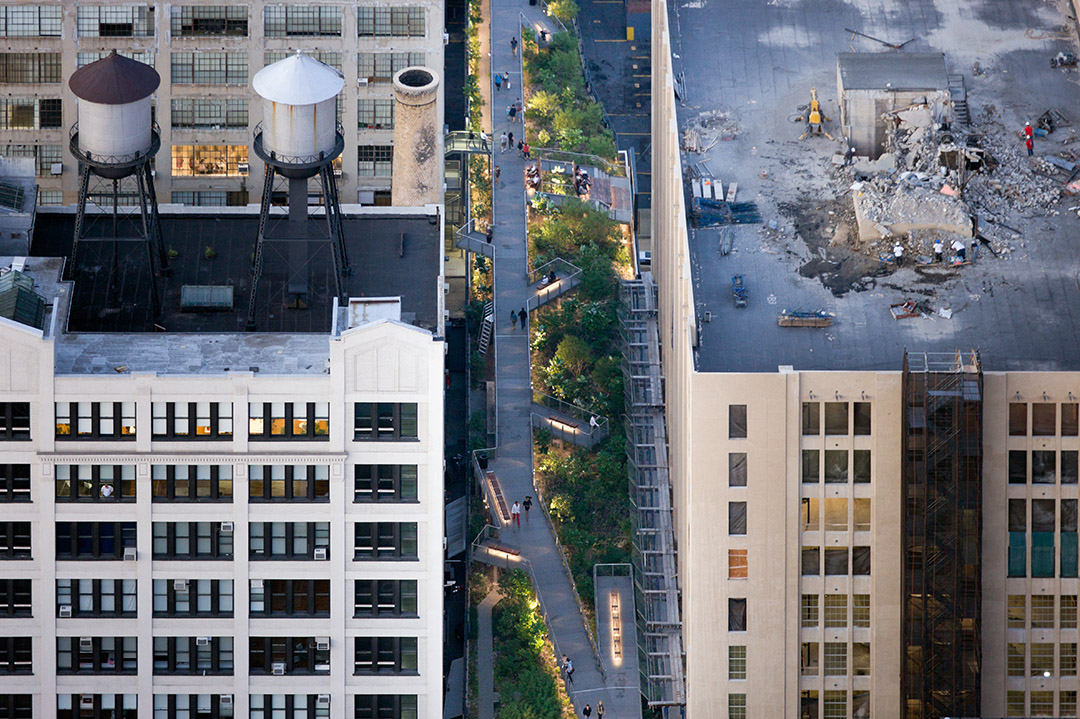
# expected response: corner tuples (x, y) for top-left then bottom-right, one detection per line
(0, 1), (444, 207)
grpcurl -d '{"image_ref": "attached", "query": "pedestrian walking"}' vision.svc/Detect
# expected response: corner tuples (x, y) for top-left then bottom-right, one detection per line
(507, 105), (513, 121)
(500, 132), (508, 153)
(480, 131), (489, 151)
(523, 496), (532, 522)
(563, 656), (574, 685)
(509, 309), (517, 329)
(507, 132), (514, 148)
(511, 501), (521, 528)
(503, 71), (511, 90)
(596, 701), (604, 719)
(509, 104), (517, 123)
(515, 98), (523, 119)
(510, 37), (518, 56)
(518, 307), (527, 328)
(892, 242), (904, 267)
(933, 239), (943, 263)
(494, 72), (502, 91)
(1026, 136), (1034, 156)
(583, 705), (592, 718)
(522, 142), (531, 159)
(517, 140), (524, 157)
(494, 165), (501, 183)
(952, 238), (966, 262)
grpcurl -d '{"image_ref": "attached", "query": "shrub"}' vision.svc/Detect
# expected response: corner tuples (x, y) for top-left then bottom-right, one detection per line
(548, 0), (580, 23)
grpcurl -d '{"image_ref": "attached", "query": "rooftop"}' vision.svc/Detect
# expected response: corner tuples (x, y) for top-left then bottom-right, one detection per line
(668, 0), (1080, 373)
(837, 52), (948, 91)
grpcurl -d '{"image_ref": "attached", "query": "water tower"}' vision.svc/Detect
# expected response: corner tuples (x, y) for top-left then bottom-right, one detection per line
(68, 50), (167, 317)
(248, 51), (349, 330)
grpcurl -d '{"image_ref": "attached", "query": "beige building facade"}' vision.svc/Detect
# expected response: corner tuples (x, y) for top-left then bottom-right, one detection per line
(0, 0), (445, 207)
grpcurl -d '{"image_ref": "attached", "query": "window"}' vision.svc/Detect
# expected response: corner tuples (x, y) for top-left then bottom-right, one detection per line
(728, 645), (746, 680)
(56, 522), (135, 560)
(57, 694), (137, 719)
(264, 5), (342, 36)
(801, 643), (819, 676)
(170, 190), (249, 207)
(1008, 595), (1025, 628)
(853, 498), (871, 532)
(358, 145), (394, 177)
(1062, 643), (1077, 676)
(802, 497), (820, 531)
(1064, 596), (1078, 628)
(823, 595), (846, 628)
(0, 143), (61, 176)
(0, 637), (31, 673)
(0, 53), (62, 83)
(354, 523), (418, 559)
(249, 522), (329, 560)
(39, 189), (63, 206)
(354, 464), (417, 502)
(853, 594), (870, 627)
(354, 637), (418, 674)
(153, 522), (234, 559)
(1010, 403), (1027, 435)
(249, 695), (329, 719)
(1032, 595), (1055, 628)
(355, 579), (418, 617)
(249, 579), (330, 617)
(152, 465), (233, 501)
(0, 98), (61, 130)
(249, 402), (329, 439)
(729, 452), (748, 487)
(728, 549), (748, 579)
(728, 693), (746, 719)
(265, 50), (343, 71)
(1065, 404), (1080, 436)
(802, 402), (820, 435)
(853, 402), (871, 434)
(0, 464), (30, 501)
(1006, 690), (1025, 717)
(823, 643), (846, 675)
(171, 144), (249, 176)
(852, 642), (870, 676)
(358, 52), (425, 82)
(171, 5), (248, 36)
(824, 402), (847, 435)
(823, 498), (847, 531)
(152, 401), (233, 438)
(0, 522), (31, 559)
(824, 450), (847, 483)
(153, 637), (234, 674)
(824, 548), (848, 575)
(728, 501), (747, 535)
(358, 98), (395, 129)
(76, 51), (155, 69)
(1033, 403), (1057, 436)
(152, 695), (234, 719)
(1010, 531), (1027, 577)
(0, 6), (62, 36)
(77, 5), (153, 37)
(57, 637), (135, 674)
(55, 402), (136, 439)
(728, 598), (746, 631)
(251, 465), (330, 501)
(357, 7), (425, 37)
(171, 99), (248, 129)
(1030, 691), (1054, 717)
(0, 579), (31, 616)
(170, 52), (248, 85)
(55, 465), (135, 502)
(1031, 643), (1055, 676)
(250, 637), (330, 674)
(823, 692), (846, 719)
(57, 579), (137, 617)
(801, 595), (818, 628)
(801, 691), (819, 719)
(728, 404), (747, 438)
(802, 450), (820, 483)
(1033, 451), (1057, 484)
(1064, 451), (1079, 484)
(1007, 643), (1025, 676)
(153, 579), (233, 617)
(355, 696), (418, 719)
(0, 403), (29, 440)
(354, 403), (417, 440)
(802, 547), (820, 576)
(852, 546), (871, 575)
(1063, 691), (1078, 717)
(853, 450), (871, 483)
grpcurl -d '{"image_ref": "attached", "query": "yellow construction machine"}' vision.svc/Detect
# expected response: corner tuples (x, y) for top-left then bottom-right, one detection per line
(796, 87), (834, 140)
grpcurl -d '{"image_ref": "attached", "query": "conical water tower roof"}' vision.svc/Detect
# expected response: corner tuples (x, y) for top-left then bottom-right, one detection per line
(69, 50), (160, 105)
(253, 51), (345, 106)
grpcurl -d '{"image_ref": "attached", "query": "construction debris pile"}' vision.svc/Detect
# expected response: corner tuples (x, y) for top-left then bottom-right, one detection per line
(682, 110), (737, 153)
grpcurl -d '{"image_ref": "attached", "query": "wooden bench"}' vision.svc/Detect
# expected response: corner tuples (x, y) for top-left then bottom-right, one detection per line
(485, 471), (512, 524)
(481, 540), (520, 556)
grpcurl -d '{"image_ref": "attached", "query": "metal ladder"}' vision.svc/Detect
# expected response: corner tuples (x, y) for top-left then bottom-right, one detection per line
(477, 302), (494, 356)
(948, 74), (970, 126)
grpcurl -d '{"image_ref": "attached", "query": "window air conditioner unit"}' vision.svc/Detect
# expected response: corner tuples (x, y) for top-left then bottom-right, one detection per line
(220, 696), (233, 708)
(315, 663), (330, 673)
(80, 637), (93, 651)
(196, 636), (211, 647)
(315, 637), (330, 651)
(238, 162), (249, 174)
(333, 168), (343, 177)
(271, 662), (286, 676)
(316, 695), (330, 708)
(50, 162), (62, 175)
(314, 547), (328, 561)
(123, 547), (137, 561)
(357, 77), (369, 86)
(59, 604), (73, 618)
(220, 521), (234, 533)
(251, 579), (264, 591)
(174, 579), (189, 592)
(80, 696), (95, 710)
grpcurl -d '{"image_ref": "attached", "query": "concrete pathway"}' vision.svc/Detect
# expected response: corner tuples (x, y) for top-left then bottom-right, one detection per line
(477, 588), (502, 719)
(484, 2), (641, 719)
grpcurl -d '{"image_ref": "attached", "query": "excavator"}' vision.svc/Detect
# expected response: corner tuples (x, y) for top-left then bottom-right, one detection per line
(796, 87), (834, 140)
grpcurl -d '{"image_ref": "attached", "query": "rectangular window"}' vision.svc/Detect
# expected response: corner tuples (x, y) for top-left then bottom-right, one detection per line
(249, 637), (330, 674)
(728, 453), (747, 487)
(354, 403), (417, 440)
(0, 403), (30, 440)
(56, 637), (135, 674)
(0, 579), (31, 616)
(249, 696), (331, 719)
(56, 579), (137, 617)
(357, 145), (394, 177)
(853, 642), (870, 676)
(728, 597), (746, 631)
(1007, 690), (1026, 717)
(76, 51), (155, 69)
(249, 402), (329, 439)
(1062, 643), (1077, 676)
(823, 643), (846, 675)
(727, 645), (746, 680)
(853, 594), (870, 628)
(55, 401), (135, 439)
(1010, 402), (1028, 435)
(354, 464), (418, 502)
(1030, 691), (1054, 717)
(170, 52), (248, 85)
(0, 637), (31, 674)
(1064, 451), (1079, 484)
(354, 696), (418, 719)
(824, 450), (848, 483)
(250, 465), (330, 502)
(264, 5), (342, 36)
(77, 5), (153, 37)
(823, 595), (846, 628)
(152, 579), (233, 617)
(357, 98), (395, 129)
(1033, 531), (1056, 578)
(1032, 595), (1055, 628)
(1032, 643), (1055, 676)
(249, 579), (331, 617)
(55, 464), (136, 502)
(1065, 404), (1080, 436)
(171, 5), (248, 36)
(1033, 403), (1057, 436)
(801, 595), (818, 628)
(1007, 643), (1026, 676)
(1009, 531), (1027, 577)
(0, 6), (62, 37)
(728, 405), (747, 438)
(0, 53), (62, 83)
(853, 498), (871, 532)
(853, 449), (871, 483)
(358, 52), (425, 81)
(802, 497), (820, 531)
(728, 501), (747, 535)
(1008, 595), (1025, 628)
(1064, 596), (1078, 628)
(171, 144), (249, 176)
(0, 464), (30, 502)
(0, 98), (61, 130)
(823, 498), (847, 531)
(153, 637), (233, 674)
(853, 401), (871, 434)
(0, 522), (31, 559)
(802, 402), (820, 435)
(801, 642), (819, 676)
(1033, 450), (1057, 484)
(1063, 691), (1078, 717)
(152, 401), (233, 438)
(353, 637), (418, 674)
(249, 522), (329, 560)
(151, 465), (233, 501)
(728, 549), (748, 579)
(802, 449), (820, 483)
(153, 522), (233, 560)
(824, 548), (848, 575)
(354, 523), (418, 559)
(824, 402), (848, 435)
(823, 691), (846, 719)
(802, 547), (820, 576)
(852, 546), (871, 575)
(728, 694), (746, 719)
(171, 99), (249, 129)
(354, 579), (418, 617)
(357, 7), (425, 37)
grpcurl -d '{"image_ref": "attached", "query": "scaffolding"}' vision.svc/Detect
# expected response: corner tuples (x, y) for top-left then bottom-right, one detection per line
(902, 350), (982, 719)
(619, 275), (685, 707)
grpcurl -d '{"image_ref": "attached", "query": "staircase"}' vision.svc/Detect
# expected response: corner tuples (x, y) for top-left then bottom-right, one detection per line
(477, 302), (494, 356)
(948, 74), (970, 126)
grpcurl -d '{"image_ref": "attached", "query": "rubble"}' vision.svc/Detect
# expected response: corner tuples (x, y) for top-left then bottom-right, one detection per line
(853, 183), (971, 242)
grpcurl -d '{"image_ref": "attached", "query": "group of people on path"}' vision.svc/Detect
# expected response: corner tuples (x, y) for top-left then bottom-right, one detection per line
(561, 655), (605, 717)
(508, 306), (528, 330)
(494, 70), (513, 91)
(509, 496), (532, 527)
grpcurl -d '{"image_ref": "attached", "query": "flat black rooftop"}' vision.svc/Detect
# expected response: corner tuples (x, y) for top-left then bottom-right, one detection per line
(31, 210), (441, 335)
(837, 52), (947, 91)
(667, 0), (1080, 373)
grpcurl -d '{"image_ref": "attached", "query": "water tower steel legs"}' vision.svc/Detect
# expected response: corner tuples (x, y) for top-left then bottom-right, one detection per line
(246, 165), (276, 331)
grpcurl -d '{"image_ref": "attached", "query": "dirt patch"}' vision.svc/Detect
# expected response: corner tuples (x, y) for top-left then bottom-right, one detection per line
(778, 198), (887, 295)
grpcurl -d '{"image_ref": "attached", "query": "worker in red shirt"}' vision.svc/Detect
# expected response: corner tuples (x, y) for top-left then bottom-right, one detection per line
(1026, 135), (1034, 156)
(1024, 121), (1034, 139)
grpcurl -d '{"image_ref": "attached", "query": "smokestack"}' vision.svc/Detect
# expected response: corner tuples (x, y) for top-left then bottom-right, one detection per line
(392, 67), (442, 207)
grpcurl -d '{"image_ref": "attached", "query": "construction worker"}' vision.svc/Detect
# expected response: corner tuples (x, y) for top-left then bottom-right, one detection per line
(893, 242), (904, 267)
(1026, 136), (1034, 157)
(1024, 121), (1034, 139)
(933, 239), (944, 263)
(952, 238), (966, 262)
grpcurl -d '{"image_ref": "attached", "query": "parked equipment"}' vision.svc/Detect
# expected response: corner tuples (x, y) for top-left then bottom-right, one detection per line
(1051, 52), (1078, 68)
(732, 275), (748, 308)
(796, 88), (834, 140)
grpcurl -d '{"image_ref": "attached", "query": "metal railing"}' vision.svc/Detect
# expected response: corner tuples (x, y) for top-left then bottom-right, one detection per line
(527, 256), (581, 285)
(533, 390), (609, 430)
(446, 131), (495, 155)
(531, 146), (627, 178)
